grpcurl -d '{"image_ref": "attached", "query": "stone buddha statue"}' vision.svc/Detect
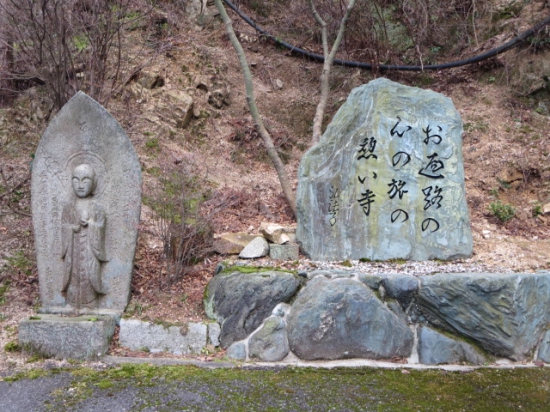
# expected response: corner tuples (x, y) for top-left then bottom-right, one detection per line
(61, 163), (108, 310)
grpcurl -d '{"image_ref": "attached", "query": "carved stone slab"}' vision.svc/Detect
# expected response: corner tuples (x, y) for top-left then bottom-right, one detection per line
(296, 78), (472, 261)
(31, 92), (141, 314)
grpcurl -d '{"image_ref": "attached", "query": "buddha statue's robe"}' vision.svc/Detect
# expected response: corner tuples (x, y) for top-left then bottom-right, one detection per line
(61, 201), (107, 308)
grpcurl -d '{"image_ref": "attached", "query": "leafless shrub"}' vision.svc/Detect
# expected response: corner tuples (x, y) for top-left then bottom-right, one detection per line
(238, 0), (493, 66)
(0, 249), (39, 306)
(0, 0), (152, 108)
(0, 166), (31, 218)
(322, 0), (492, 63)
(147, 159), (214, 290)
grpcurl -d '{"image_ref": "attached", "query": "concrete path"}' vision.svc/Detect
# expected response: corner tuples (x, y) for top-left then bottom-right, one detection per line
(104, 355), (545, 371)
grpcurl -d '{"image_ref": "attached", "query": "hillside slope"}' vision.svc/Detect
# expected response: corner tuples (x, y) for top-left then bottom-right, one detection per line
(0, 0), (549, 367)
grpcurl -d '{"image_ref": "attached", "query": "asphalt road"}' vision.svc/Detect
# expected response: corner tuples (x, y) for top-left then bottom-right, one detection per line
(1, 372), (209, 412)
(0, 370), (377, 412)
(2, 361), (549, 411)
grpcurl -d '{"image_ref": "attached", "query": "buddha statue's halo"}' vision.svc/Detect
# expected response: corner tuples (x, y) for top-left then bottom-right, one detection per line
(65, 151), (107, 198)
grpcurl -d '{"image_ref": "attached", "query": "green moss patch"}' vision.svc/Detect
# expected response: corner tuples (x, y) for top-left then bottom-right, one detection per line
(2, 368), (49, 382)
(219, 266), (297, 276)
(16, 364), (549, 411)
(4, 340), (20, 352)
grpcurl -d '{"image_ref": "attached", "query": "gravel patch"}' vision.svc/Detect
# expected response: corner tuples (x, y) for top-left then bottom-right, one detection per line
(227, 257), (520, 278)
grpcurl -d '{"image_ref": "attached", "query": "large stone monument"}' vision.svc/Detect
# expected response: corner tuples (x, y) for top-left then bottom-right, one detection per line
(20, 92), (141, 359)
(296, 78), (472, 261)
(31, 92), (141, 315)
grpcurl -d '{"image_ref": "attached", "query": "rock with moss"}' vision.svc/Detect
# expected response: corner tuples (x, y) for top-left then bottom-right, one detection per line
(296, 78), (472, 261)
(249, 317), (289, 362)
(204, 268), (299, 348)
(287, 276), (413, 360)
(418, 326), (485, 365)
(357, 273), (386, 289)
(416, 272), (550, 360)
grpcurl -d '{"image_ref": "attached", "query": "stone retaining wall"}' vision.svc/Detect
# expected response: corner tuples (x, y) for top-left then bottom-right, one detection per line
(204, 268), (550, 365)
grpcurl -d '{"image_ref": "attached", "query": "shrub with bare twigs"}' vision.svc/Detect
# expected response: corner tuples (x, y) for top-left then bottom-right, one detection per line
(0, 0), (151, 108)
(146, 159), (214, 290)
(237, 0), (493, 66)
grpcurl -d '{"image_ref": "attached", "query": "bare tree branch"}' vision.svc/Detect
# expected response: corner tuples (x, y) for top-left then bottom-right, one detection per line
(310, 0), (356, 146)
(214, 0), (297, 217)
(0, 0), (149, 108)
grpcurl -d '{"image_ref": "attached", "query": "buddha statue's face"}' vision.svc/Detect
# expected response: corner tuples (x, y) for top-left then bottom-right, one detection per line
(72, 164), (96, 198)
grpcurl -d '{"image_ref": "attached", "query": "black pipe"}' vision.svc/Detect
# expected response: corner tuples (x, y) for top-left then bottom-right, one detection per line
(223, 0), (550, 72)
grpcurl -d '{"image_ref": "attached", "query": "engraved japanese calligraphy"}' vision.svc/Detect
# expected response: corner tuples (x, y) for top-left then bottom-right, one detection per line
(297, 78), (472, 261)
(328, 186), (339, 226)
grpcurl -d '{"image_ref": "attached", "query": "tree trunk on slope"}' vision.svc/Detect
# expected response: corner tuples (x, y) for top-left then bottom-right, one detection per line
(214, 0), (297, 217)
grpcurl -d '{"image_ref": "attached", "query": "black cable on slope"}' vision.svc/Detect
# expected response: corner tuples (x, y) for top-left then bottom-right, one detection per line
(223, 0), (550, 71)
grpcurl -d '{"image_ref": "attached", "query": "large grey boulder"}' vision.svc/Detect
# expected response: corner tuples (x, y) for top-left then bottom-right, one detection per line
(296, 78), (472, 261)
(249, 317), (289, 362)
(416, 272), (550, 360)
(226, 341), (247, 361)
(204, 269), (300, 348)
(287, 276), (413, 360)
(418, 326), (485, 365)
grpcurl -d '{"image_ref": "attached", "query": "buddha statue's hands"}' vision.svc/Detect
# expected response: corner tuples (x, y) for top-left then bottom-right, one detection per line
(80, 211), (89, 228)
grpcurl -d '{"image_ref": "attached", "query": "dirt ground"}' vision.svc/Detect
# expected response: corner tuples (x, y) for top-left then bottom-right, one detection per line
(1, 1), (549, 372)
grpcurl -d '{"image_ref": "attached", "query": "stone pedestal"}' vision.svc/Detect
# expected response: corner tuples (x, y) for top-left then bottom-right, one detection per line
(19, 314), (116, 360)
